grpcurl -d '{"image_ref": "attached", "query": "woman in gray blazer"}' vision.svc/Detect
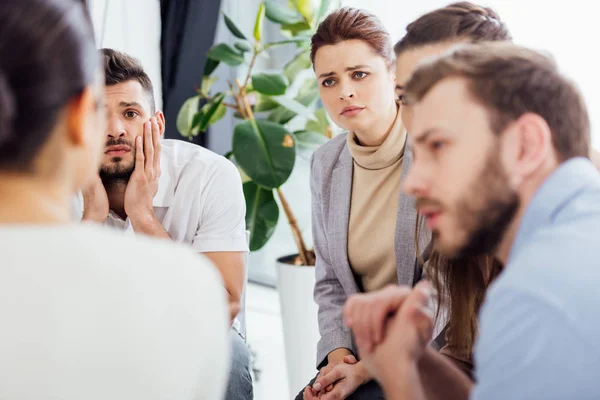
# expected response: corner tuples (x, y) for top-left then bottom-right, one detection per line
(300, 4), (513, 400)
(298, 7), (430, 400)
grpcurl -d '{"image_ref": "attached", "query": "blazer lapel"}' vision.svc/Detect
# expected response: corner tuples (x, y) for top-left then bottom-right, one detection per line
(329, 146), (360, 295)
(395, 141), (419, 286)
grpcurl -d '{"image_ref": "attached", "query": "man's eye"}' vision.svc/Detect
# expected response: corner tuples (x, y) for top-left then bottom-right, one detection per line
(353, 71), (368, 79)
(125, 111), (138, 118)
(430, 141), (445, 151)
(322, 79), (335, 87)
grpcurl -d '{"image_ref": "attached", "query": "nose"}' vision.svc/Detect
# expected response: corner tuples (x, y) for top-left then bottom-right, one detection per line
(338, 81), (355, 101)
(106, 116), (126, 139)
(403, 162), (429, 198)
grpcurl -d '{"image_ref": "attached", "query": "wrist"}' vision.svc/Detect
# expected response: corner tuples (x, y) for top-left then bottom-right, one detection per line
(380, 353), (417, 389)
(356, 361), (372, 384)
(129, 209), (158, 231)
(82, 210), (107, 224)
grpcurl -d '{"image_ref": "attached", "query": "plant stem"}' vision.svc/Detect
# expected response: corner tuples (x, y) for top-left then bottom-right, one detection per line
(228, 81), (247, 119)
(242, 50), (260, 94)
(236, 78), (256, 121)
(276, 188), (314, 266)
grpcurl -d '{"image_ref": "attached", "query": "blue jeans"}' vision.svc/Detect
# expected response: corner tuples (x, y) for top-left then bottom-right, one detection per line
(225, 329), (253, 400)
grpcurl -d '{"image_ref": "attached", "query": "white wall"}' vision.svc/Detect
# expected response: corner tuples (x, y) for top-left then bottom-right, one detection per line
(343, 0), (600, 148)
(88, 0), (163, 110)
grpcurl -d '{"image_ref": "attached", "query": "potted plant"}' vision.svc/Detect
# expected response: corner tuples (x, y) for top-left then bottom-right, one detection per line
(176, 1), (337, 395)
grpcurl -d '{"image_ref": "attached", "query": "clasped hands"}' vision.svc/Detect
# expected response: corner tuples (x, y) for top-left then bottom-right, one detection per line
(304, 281), (434, 399)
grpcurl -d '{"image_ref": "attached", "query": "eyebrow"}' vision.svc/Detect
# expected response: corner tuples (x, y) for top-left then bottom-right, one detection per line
(119, 101), (143, 108)
(414, 128), (444, 144)
(318, 64), (371, 79)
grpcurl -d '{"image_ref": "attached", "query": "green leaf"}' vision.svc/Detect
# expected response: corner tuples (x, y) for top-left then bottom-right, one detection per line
(254, 2), (266, 43)
(264, 37), (310, 49)
(243, 181), (279, 251)
(233, 119), (296, 189)
(316, 0), (332, 23)
(196, 93), (225, 132)
(207, 44), (245, 66)
(280, 21), (312, 37)
(284, 50), (312, 82)
(295, 0), (313, 24)
(203, 58), (220, 76)
(177, 96), (200, 138)
(208, 102), (227, 125)
(294, 130), (329, 149)
(272, 96), (317, 121)
(234, 40), (253, 53)
(223, 13), (247, 40)
(254, 94), (279, 112)
(298, 76), (318, 97)
(201, 76), (219, 95)
(264, 1), (304, 25)
(266, 83), (319, 124)
(252, 73), (289, 96)
(267, 107), (296, 125)
(305, 107), (330, 135)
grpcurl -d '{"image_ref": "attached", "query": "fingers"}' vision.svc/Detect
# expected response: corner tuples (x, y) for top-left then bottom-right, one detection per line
(406, 281), (434, 344)
(303, 386), (318, 400)
(151, 116), (161, 175)
(344, 286), (411, 353)
(313, 365), (344, 392)
(134, 135), (144, 171)
(143, 120), (154, 172)
(321, 383), (348, 400)
(343, 355), (357, 364)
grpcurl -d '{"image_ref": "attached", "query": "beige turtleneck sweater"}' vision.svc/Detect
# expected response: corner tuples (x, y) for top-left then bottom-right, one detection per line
(346, 110), (407, 292)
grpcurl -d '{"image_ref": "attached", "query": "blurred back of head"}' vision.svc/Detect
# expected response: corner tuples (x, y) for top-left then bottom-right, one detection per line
(0, 0), (98, 174)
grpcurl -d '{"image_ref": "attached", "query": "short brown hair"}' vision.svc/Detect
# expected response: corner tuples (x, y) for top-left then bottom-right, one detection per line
(101, 48), (155, 113)
(405, 42), (590, 162)
(394, 2), (511, 56)
(311, 7), (393, 66)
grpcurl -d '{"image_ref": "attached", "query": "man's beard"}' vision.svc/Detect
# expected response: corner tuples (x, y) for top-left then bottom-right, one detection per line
(99, 138), (135, 186)
(434, 149), (520, 259)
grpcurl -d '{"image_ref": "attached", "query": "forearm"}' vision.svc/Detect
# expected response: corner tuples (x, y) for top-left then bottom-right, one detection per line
(381, 357), (428, 400)
(418, 347), (473, 400)
(130, 212), (171, 239)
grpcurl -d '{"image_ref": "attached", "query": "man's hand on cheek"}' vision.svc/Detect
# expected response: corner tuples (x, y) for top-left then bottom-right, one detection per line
(124, 116), (162, 225)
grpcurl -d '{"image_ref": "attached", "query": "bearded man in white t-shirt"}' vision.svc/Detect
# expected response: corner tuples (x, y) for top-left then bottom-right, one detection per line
(78, 48), (253, 400)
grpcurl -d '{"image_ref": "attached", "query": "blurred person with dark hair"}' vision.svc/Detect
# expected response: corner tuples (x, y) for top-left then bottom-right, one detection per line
(0, 0), (229, 398)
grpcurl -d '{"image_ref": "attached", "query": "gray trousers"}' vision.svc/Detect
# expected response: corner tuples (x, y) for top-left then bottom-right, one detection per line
(225, 329), (253, 400)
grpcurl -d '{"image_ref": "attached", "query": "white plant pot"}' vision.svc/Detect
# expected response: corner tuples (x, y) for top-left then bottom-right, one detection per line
(276, 255), (320, 399)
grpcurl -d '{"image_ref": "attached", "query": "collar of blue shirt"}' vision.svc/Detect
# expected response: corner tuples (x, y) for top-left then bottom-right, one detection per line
(509, 156), (599, 262)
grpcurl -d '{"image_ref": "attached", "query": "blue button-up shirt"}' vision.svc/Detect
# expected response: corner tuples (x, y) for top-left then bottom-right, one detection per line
(473, 158), (600, 400)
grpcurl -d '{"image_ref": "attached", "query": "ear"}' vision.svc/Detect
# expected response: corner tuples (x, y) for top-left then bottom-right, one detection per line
(509, 112), (555, 182)
(154, 111), (165, 137)
(66, 86), (97, 147)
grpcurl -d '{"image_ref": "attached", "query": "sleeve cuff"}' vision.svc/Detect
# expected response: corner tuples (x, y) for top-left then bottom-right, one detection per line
(316, 330), (356, 369)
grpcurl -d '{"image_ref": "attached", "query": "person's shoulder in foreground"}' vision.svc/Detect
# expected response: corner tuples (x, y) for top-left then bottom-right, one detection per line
(0, 223), (230, 400)
(474, 157), (600, 400)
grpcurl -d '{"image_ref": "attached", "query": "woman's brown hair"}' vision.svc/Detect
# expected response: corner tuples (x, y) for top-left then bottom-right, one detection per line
(405, 2), (510, 362)
(394, 1), (511, 56)
(420, 237), (502, 359)
(311, 7), (393, 66)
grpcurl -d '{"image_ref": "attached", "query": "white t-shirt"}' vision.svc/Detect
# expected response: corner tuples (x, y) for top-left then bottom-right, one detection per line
(0, 224), (229, 400)
(74, 139), (248, 253)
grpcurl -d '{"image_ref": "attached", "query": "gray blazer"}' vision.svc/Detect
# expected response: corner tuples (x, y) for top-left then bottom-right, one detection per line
(311, 133), (431, 368)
